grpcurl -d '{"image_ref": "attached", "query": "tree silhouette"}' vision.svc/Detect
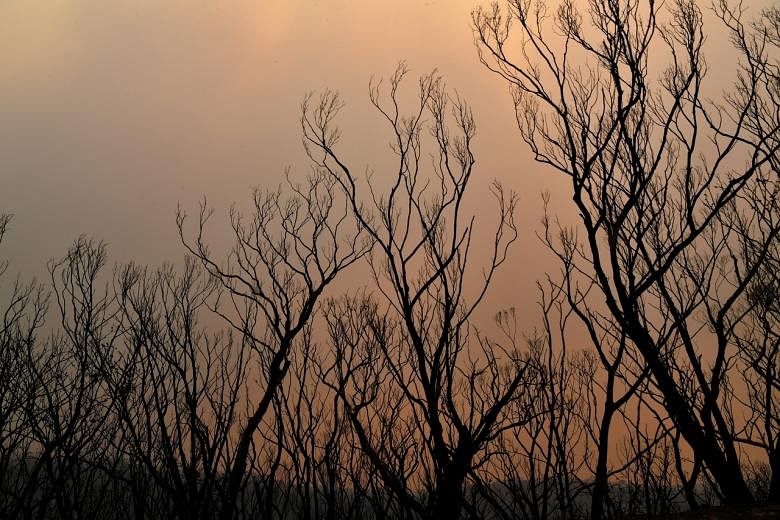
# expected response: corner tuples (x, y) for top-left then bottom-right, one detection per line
(302, 64), (533, 519)
(1, 2), (778, 517)
(475, 0), (780, 508)
(177, 170), (369, 519)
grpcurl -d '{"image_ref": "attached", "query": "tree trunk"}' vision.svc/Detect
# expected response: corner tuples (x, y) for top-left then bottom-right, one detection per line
(631, 325), (754, 505)
(768, 438), (780, 505)
(431, 469), (467, 520)
(591, 405), (615, 520)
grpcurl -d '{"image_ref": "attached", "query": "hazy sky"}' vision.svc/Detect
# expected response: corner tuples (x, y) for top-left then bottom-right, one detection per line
(0, 0), (764, 326)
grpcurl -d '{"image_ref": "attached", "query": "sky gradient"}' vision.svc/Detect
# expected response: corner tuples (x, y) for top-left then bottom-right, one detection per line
(0, 0), (765, 327)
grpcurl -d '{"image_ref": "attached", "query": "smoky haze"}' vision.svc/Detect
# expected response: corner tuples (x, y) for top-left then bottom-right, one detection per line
(1, 1), (778, 519)
(0, 1), (557, 313)
(0, 0), (762, 325)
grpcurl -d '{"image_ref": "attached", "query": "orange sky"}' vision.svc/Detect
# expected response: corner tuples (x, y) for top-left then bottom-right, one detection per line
(0, 0), (769, 331)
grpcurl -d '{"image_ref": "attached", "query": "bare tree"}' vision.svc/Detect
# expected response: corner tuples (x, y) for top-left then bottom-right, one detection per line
(0, 215), (49, 518)
(177, 170), (369, 519)
(730, 166), (780, 503)
(475, 0), (780, 506)
(93, 257), (247, 520)
(0, 237), (126, 520)
(536, 200), (655, 519)
(303, 64), (531, 519)
(469, 306), (591, 520)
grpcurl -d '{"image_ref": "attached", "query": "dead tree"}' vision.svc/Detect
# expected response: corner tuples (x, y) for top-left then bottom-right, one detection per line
(304, 64), (530, 519)
(0, 215), (49, 518)
(469, 304), (591, 520)
(730, 164), (780, 503)
(475, 0), (780, 506)
(92, 257), (247, 520)
(177, 170), (369, 519)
